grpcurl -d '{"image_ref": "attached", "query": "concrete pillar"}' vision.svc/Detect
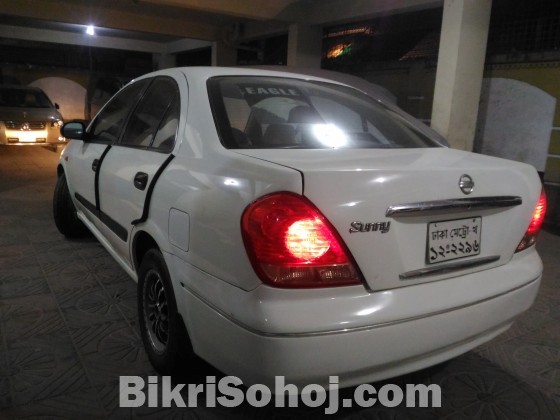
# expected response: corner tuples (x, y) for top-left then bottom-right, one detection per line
(431, 0), (492, 151)
(154, 53), (176, 70)
(212, 41), (238, 67)
(287, 23), (322, 68)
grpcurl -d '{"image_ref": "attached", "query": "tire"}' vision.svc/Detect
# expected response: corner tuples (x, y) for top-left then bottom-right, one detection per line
(138, 249), (193, 374)
(53, 172), (90, 238)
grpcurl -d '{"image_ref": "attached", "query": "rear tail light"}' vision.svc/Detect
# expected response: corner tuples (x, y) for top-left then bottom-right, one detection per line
(241, 192), (363, 288)
(516, 188), (546, 252)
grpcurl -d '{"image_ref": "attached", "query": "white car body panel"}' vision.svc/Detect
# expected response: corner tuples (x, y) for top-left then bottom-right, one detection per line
(64, 142), (104, 209)
(154, 151), (302, 290)
(57, 66), (544, 389)
(168, 245), (541, 336)
(98, 146), (169, 265)
(180, 273), (539, 388)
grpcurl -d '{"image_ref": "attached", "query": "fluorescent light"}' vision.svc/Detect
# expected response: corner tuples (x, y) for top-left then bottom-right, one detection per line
(86, 25), (95, 36)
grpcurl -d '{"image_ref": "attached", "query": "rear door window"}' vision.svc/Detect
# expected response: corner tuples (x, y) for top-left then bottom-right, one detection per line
(150, 94), (179, 153)
(119, 77), (179, 151)
(88, 80), (149, 144)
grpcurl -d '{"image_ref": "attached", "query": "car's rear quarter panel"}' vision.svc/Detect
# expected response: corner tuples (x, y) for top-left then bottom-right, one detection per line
(148, 72), (304, 291)
(153, 150), (303, 291)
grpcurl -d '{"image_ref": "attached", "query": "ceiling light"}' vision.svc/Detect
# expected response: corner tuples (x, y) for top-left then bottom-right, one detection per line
(86, 25), (95, 36)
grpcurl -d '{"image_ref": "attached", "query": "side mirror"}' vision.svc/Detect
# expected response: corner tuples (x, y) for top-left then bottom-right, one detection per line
(61, 121), (87, 141)
(55, 103), (60, 110)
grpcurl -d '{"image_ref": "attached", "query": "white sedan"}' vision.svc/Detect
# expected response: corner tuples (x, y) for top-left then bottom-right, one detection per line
(53, 67), (546, 389)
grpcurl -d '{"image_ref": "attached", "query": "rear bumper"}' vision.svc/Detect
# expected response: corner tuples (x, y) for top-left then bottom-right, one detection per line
(173, 249), (542, 388)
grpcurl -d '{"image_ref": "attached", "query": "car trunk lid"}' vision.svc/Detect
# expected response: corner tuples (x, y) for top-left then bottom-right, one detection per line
(234, 147), (542, 291)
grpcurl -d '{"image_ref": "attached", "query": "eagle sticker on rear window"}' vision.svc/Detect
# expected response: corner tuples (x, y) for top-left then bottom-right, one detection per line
(238, 84), (303, 101)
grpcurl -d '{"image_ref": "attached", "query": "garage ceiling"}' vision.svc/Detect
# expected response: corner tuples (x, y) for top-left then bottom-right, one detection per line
(0, 0), (442, 54)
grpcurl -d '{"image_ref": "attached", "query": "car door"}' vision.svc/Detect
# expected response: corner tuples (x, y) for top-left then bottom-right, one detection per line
(66, 79), (150, 231)
(96, 77), (180, 269)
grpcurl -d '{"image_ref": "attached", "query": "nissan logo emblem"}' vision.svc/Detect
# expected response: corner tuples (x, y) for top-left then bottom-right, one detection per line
(459, 174), (474, 195)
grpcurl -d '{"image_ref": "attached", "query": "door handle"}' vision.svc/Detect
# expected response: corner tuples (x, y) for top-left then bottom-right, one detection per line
(92, 158), (99, 172)
(134, 172), (149, 190)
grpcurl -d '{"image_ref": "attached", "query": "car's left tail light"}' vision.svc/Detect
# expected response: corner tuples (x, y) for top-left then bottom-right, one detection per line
(516, 188), (547, 253)
(241, 192), (363, 288)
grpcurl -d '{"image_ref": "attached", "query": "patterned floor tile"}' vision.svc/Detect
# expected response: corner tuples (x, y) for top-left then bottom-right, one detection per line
(511, 343), (560, 391)
(438, 372), (548, 419)
(57, 287), (129, 328)
(102, 283), (139, 321)
(0, 264), (46, 281)
(76, 242), (114, 260)
(94, 269), (135, 287)
(0, 386), (106, 420)
(0, 233), (31, 247)
(85, 255), (126, 273)
(70, 320), (142, 357)
(476, 333), (560, 398)
(0, 273), (50, 299)
(0, 333), (89, 407)
(47, 271), (101, 293)
(27, 229), (69, 243)
(535, 321), (560, 341)
(95, 381), (135, 420)
(0, 224), (27, 239)
(36, 249), (88, 266)
(0, 293), (60, 320)
(82, 348), (155, 387)
(3, 308), (66, 341)
(32, 239), (85, 255)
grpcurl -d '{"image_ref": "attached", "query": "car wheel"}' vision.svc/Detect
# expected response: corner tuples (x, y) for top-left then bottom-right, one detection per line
(53, 172), (90, 238)
(138, 249), (193, 374)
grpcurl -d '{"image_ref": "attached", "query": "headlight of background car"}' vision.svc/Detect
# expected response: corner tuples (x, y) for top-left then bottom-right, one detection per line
(51, 120), (63, 128)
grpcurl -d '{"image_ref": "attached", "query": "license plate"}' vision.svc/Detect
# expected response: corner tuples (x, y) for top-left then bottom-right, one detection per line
(427, 217), (481, 264)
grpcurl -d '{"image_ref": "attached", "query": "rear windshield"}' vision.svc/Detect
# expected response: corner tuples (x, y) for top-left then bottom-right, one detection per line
(0, 88), (54, 108)
(208, 76), (440, 149)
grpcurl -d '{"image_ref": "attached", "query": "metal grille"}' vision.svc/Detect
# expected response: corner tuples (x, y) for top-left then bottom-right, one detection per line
(5, 121), (46, 130)
(490, 15), (560, 53)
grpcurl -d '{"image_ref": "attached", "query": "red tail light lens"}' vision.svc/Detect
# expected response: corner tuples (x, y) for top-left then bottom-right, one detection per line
(241, 192), (363, 288)
(516, 188), (546, 252)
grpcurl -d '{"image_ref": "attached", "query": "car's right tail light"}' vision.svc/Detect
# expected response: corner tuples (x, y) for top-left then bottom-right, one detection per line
(241, 192), (363, 288)
(516, 188), (546, 253)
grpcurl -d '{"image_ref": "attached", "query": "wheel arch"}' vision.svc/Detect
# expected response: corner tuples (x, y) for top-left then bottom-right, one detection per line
(132, 230), (160, 273)
(134, 232), (196, 370)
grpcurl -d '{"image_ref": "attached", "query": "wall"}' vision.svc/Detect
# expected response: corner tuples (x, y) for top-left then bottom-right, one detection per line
(484, 62), (560, 185)
(484, 62), (560, 226)
(29, 77), (87, 120)
(474, 77), (555, 173)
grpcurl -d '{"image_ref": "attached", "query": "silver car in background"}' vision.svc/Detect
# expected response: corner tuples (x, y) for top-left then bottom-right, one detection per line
(0, 85), (65, 150)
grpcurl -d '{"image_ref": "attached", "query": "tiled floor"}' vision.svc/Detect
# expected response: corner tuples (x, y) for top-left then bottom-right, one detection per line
(0, 146), (559, 419)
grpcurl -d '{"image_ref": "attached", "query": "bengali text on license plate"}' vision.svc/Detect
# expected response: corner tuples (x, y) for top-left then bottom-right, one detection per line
(427, 217), (481, 264)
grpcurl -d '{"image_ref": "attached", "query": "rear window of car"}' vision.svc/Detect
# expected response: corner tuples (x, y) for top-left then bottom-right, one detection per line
(0, 87), (54, 108)
(208, 76), (440, 149)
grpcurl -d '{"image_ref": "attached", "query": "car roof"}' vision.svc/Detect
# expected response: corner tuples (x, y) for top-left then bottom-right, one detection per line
(134, 66), (394, 104)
